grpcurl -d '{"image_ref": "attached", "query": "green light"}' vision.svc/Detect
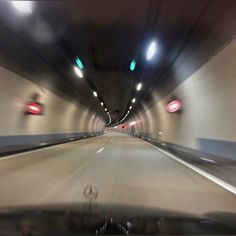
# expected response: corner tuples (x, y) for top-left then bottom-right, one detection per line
(75, 57), (84, 70)
(130, 59), (136, 71)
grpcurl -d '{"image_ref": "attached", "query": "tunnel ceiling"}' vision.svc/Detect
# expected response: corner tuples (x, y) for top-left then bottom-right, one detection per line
(0, 0), (235, 125)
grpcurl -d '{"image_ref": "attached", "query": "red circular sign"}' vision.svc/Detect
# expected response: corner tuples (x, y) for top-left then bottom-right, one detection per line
(25, 102), (42, 115)
(166, 100), (182, 113)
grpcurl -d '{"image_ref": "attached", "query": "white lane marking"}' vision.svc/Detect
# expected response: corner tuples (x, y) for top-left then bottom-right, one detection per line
(200, 157), (216, 163)
(0, 146), (61, 161)
(96, 147), (104, 154)
(39, 142), (47, 146)
(143, 140), (236, 195)
(0, 139), (83, 161)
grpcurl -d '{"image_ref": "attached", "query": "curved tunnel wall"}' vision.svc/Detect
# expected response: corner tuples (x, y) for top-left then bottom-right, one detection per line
(130, 39), (236, 160)
(0, 64), (105, 153)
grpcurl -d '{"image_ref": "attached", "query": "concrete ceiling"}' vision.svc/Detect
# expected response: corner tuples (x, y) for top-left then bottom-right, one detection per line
(0, 0), (235, 125)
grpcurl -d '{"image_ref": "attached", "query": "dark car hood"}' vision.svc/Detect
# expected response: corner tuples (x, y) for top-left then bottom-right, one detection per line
(0, 203), (236, 235)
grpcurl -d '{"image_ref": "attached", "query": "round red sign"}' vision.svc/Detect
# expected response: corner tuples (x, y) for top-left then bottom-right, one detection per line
(166, 100), (182, 113)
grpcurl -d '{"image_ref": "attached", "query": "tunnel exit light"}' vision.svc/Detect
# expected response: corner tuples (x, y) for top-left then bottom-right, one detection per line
(130, 60), (136, 71)
(25, 102), (43, 115)
(166, 100), (182, 113)
(130, 121), (136, 126)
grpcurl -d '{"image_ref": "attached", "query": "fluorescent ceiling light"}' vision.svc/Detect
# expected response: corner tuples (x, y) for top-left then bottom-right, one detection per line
(146, 41), (157, 60)
(74, 66), (83, 78)
(132, 98), (136, 103)
(93, 91), (98, 97)
(136, 83), (142, 91)
(11, 1), (33, 14)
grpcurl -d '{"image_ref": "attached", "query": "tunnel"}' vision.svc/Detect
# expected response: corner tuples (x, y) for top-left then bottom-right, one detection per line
(0, 0), (236, 235)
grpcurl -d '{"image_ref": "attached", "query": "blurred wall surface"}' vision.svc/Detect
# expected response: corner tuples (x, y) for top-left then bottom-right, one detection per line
(0, 65), (105, 151)
(131, 39), (236, 160)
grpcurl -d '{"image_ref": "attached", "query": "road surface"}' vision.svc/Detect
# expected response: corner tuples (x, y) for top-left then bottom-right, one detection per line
(0, 132), (236, 215)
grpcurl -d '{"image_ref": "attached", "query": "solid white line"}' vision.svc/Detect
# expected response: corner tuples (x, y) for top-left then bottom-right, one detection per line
(200, 157), (216, 163)
(39, 142), (47, 146)
(143, 140), (236, 195)
(96, 147), (104, 154)
(0, 139), (81, 161)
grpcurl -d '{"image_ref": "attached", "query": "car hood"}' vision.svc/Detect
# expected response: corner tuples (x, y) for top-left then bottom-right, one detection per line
(0, 202), (236, 235)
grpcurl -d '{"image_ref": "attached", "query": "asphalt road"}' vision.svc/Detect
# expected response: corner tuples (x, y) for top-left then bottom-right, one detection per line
(0, 132), (236, 215)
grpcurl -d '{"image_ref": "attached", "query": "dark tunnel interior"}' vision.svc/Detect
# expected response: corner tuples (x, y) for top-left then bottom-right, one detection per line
(0, 0), (236, 235)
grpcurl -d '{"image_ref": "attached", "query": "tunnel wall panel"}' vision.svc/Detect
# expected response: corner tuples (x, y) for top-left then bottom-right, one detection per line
(132, 39), (236, 160)
(0, 65), (105, 152)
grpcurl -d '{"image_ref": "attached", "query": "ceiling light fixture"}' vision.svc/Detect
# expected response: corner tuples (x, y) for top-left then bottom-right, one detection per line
(74, 66), (83, 78)
(93, 91), (98, 97)
(101, 102), (104, 106)
(132, 98), (136, 103)
(146, 41), (157, 60)
(136, 83), (142, 91)
(11, 1), (33, 14)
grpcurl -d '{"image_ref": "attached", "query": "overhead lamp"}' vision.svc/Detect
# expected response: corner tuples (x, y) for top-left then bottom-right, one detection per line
(146, 41), (157, 60)
(107, 112), (110, 115)
(129, 106), (132, 110)
(105, 108), (107, 111)
(136, 83), (142, 91)
(130, 59), (136, 71)
(101, 102), (104, 106)
(74, 66), (83, 78)
(132, 98), (136, 103)
(93, 91), (98, 97)
(11, 1), (33, 14)
(75, 57), (84, 70)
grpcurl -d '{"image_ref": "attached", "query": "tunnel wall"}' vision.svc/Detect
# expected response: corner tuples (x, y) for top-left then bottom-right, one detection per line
(0, 65), (105, 153)
(131, 39), (236, 160)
